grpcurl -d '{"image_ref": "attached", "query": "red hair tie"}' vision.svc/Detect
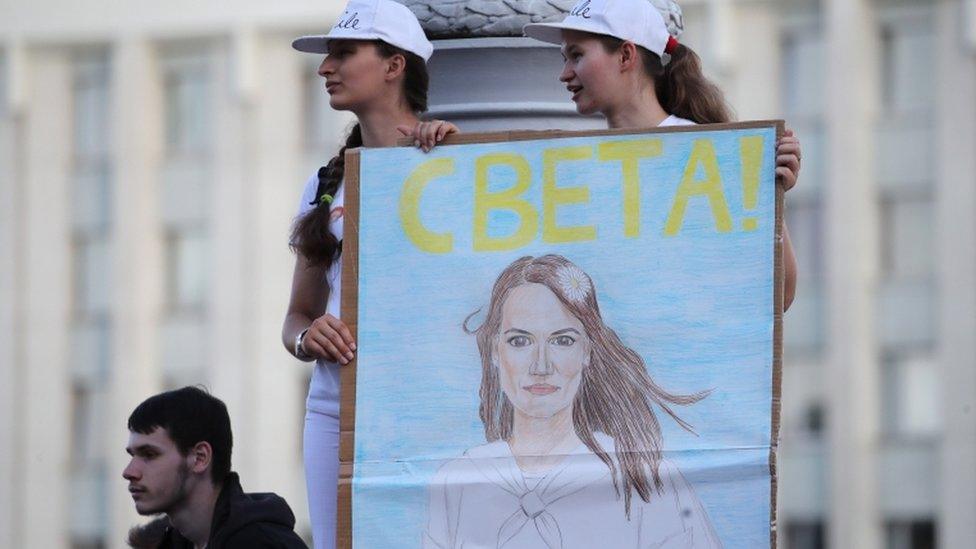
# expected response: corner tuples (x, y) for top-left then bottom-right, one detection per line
(665, 35), (679, 55)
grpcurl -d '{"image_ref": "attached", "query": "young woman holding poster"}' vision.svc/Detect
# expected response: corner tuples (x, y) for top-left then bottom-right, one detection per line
(520, 0), (801, 309)
(282, 1), (456, 547)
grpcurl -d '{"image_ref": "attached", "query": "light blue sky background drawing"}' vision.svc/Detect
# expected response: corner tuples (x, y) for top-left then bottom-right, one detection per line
(352, 127), (777, 548)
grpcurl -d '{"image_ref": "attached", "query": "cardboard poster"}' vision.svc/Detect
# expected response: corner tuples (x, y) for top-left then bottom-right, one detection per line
(339, 122), (784, 548)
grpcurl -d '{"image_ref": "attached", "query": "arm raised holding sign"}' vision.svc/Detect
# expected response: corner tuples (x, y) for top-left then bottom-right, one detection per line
(520, 0), (799, 310)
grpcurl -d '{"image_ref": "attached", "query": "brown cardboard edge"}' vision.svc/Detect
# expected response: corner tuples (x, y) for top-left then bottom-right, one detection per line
(337, 148), (361, 549)
(770, 121), (786, 548)
(395, 120), (787, 147)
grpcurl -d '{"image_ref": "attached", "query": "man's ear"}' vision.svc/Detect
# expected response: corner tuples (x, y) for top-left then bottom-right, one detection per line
(188, 441), (214, 475)
(618, 41), (640, 72)
(385, 53), (407, 81)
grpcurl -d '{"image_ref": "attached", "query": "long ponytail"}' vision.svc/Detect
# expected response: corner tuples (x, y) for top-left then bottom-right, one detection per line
(290, 41), (429, 270)
(653, 43), (733, 124)
(600, 37), (733, 124)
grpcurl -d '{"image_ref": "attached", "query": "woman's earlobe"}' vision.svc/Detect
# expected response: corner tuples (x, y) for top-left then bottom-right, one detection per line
(619, 42), (638, 71)
(386, 54), (407, 80)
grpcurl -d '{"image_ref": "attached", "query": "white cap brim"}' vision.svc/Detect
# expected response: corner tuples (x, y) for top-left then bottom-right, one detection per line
(524, 19), (616, 46)
(292, 33), (391, 54)
(292, 35), (331, 54)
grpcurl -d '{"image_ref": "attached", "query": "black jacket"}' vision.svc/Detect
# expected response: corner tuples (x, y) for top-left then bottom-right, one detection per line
(159, 473), (308, 549)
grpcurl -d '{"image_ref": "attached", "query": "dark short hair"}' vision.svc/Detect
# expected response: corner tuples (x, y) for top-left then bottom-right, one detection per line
(127, 386), (233, 483)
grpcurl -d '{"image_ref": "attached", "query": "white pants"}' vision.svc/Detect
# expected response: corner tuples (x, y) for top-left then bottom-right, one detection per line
(304, 408), (340, 549)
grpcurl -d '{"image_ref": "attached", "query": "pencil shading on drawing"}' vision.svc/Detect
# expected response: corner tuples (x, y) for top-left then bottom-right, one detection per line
(423, 255), (722, 549)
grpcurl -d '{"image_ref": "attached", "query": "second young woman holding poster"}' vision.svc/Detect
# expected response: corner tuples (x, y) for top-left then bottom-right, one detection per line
(521, 0), (801, 309)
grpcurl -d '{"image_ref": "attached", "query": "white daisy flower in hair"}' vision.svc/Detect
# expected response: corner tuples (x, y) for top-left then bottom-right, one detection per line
(648, 0), (684, 38)
(556, 264), (593, 303)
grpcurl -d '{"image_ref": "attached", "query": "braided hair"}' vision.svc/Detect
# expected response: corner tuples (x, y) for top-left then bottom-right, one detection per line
(290, 41), (429, 269)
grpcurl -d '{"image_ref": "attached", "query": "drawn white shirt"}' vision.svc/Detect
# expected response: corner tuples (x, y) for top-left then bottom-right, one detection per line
(423, 432), (722, 549)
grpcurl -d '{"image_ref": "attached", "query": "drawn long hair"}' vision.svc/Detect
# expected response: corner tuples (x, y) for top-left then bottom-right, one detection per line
(465, 255), (709, 515)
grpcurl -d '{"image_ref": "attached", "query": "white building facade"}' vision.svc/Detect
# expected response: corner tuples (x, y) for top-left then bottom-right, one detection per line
(0, 1), (973, 548)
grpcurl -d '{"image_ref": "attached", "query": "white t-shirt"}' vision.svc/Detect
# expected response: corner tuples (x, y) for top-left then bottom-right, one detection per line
(296, 171), (346, 416)
(659, 114), (696, 127)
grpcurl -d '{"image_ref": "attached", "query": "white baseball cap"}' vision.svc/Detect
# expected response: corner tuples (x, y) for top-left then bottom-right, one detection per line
(524, 0), (682, 62)
(293, 0), (434, 62)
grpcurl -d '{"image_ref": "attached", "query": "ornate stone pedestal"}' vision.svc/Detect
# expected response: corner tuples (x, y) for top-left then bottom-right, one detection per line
(407, 0), (574, 37)
(404, 0), (603, 131)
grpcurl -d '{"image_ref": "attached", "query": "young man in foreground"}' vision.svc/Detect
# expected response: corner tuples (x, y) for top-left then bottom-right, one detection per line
(123, 386), (308, 548)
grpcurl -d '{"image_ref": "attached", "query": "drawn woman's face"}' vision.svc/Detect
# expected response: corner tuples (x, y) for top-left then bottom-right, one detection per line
(494, 283), (590, 419)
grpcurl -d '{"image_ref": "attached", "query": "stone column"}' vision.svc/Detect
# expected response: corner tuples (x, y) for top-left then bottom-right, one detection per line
(20, 46), (73, 549)
(210, 33), (252, 476)
(716, 0), (779, 120)
(244, 28), (312, 520)
(824, 0), (881, 547)
(210, 28), (309, 507)
(0, 41), (25, 549)
(936, 1), (976, 547)
(106, 37), (167, 549)
(404, 0), (603, 131)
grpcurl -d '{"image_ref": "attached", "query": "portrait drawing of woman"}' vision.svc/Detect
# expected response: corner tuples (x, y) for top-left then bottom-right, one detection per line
(423, 254), (722, 549)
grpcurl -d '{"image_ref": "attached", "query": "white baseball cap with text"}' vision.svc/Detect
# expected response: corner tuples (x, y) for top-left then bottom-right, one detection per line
(293, 0), (434, 62)
(524, 0), (682, 61)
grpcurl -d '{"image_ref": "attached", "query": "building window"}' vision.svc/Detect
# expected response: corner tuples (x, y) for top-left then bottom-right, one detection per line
(784, 520), (824, 549)
(160, 47), (213, 315)
(886, 520), (936, 549)
(880, 19), (934, 116)
(782, 28), (825, 122)
(164, 228), (209, 312)
(803, 402), (825, 437)
(159, 46), (214, 383)
(876, 7), (936, 353)
(882, 354), (941, 438)
(70, 52), (113, 380)
(780, 22), (826, 356)
(303, 56), (354, 170)
(304, 57), (331, 152)
(783, 197), (825, 352)
(879, 194), (934, 281)
(0, 50), (7, 117)
(68, 49), (111, 549)
(69, 382), (105, 469)
(163, 51), (212, 158)
(71, 234), (112, 315)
